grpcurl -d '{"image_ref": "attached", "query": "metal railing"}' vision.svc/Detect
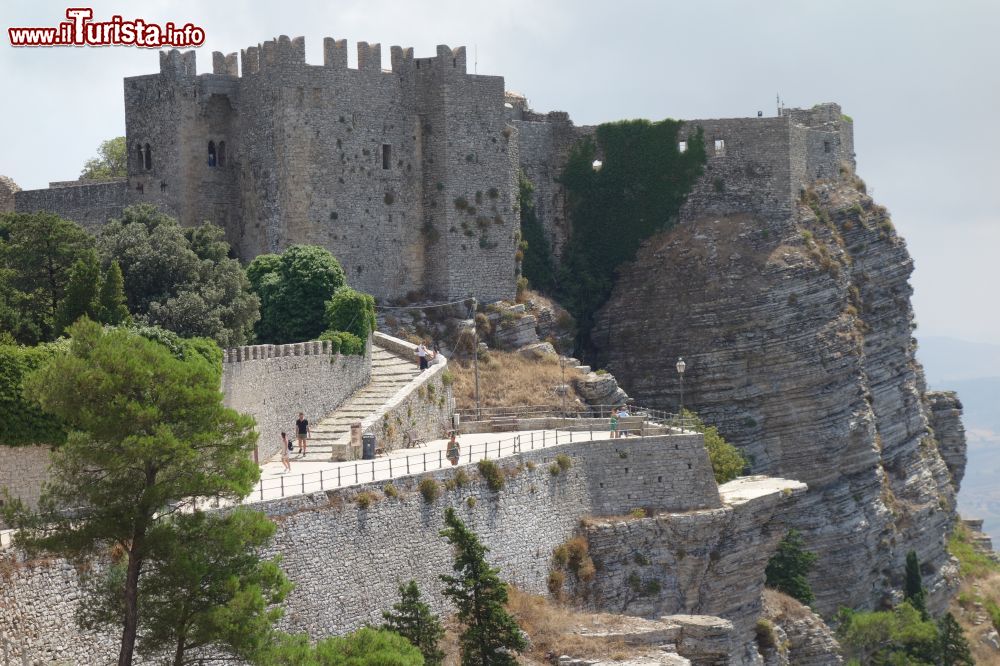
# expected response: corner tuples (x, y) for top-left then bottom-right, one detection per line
(243, 407), (698, 503)
(455, 403), (698, 424)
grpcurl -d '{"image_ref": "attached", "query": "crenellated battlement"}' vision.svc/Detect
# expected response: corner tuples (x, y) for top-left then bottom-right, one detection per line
(223, 340), (343, 364)
(211, 51), (239, 76)
(159, 49), (196, 77)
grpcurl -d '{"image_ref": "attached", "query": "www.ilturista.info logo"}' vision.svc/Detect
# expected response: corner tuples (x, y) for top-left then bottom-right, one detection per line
(8, 8), (205, 48)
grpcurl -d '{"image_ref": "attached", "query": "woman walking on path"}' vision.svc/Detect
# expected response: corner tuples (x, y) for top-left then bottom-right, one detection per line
(280, 431), (291, 472)
(447, 430), (461, 466)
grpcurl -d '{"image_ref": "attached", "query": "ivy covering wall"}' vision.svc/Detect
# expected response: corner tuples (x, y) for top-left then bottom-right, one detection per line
(0, 340), (69, 446)
(555, 119), (706, 354)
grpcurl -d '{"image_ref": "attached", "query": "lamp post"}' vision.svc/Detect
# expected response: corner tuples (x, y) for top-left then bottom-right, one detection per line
(676, 356), (686, 426)
(470, 299), (480, 421)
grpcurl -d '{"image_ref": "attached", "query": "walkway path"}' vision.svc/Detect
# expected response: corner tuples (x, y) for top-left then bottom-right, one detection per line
(287, 345), (420, 463)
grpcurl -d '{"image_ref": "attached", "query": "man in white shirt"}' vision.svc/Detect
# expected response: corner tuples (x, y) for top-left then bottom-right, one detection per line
(416, 342), (429, 370)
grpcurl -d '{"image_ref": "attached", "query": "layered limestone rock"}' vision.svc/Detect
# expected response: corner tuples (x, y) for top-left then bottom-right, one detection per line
(927, 391), (966, 490)
(762, 589), (843, 665)
(593, 178), (963, 617)
(570, 476), (808, 665)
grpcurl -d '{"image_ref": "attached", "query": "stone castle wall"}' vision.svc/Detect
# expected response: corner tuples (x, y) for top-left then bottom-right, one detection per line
(13, 180), (126, 233)
(0, 445), (52, 523)
(2, 432), (769, 664)
(221, 339), (371, 463)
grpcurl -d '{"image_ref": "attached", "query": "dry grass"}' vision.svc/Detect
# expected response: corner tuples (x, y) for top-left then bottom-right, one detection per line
(950, 571), (1000, 665)
(506, 588), (630, 661)
(450, 351), (588, 411)
(763, 588), (815, 621)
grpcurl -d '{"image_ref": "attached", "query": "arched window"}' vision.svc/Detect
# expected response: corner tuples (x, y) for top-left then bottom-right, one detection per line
(135, 143), (144, 170)
(143, 143), (152, 170)
(218, 141), (226, 167)
(208, 141), (217, 167)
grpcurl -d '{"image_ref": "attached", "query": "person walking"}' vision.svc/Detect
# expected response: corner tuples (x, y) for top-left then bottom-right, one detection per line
(295, 412), (311, 456)
(610, 408), (619, 439)
(280, 431), (291, 472)
(416, 341), (429, 370)
(447, 430), (461, 466)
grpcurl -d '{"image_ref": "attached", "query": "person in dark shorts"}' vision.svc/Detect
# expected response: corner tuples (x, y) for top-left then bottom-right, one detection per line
(295, 412), (311, 456)
(416, 342), (429, 370)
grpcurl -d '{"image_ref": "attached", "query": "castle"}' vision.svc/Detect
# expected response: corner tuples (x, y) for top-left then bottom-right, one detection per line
(8, 35), (855, 302)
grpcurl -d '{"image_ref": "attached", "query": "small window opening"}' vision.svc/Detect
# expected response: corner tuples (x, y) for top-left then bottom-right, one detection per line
(135, 143), (144, 169)
(382, 144), (391, 170)
(218, 141), (226, 167)
(143, 143), (152, 170)
(136, 183), (143, 194)
(208, 141), (217, 167)
(452, 58), (456, 67)
(714, 139), (725, 155)
(678, 141), (688, 153)
(416, 60), (420, 69)
(823, 140), (831, 153)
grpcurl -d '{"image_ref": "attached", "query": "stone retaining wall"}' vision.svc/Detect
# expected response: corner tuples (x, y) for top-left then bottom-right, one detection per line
(1, 433), (757, 663)
(0, 445), (53, 528)
(222, 339), (371, 462)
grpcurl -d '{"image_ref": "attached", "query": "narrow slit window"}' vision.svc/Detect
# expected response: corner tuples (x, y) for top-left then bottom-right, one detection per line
(823, 140), (831, 153)
(143, 143), (152, 170)
(714, 139), (725, 155)
(382, 144), (391, 170)
(678, 140), (688, 153)
(135, 143), (144, 169)
(218, 141), (226, 167)
(208, 141), (217, 167)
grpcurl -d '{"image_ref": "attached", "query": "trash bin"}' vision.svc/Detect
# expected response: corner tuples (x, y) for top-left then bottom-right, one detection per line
(362, 433), (377, 460)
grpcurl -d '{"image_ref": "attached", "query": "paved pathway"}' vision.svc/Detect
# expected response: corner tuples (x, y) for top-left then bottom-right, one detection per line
(286, 345), (421, 463)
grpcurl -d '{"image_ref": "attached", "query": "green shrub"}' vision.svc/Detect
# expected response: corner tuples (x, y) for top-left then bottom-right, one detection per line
(440, 369), (454, 386)
(755, 619), (777, 650)
(556, 453), (572, 471)
(319, 329), (365, 356)
(383, 483), (399, 499)
(629, 508), (647, 519)
(0, 340), (69, 446)
(419, 478), (440, 503)
(765, 529), (818, 605)
(477, 459), (504, 492)
(685, 410), (748, 484)
(466, 496), (477, 509)
(549, 463), (561, 476)
(547, 569), (565, 595)
(948, 522), (1000, 578)
(324, 286), (376, 341)
(454, 469), (470, 488)
(355, 491), (377, 509)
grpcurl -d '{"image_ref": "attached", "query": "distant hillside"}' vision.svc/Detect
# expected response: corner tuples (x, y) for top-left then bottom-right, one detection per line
(918, 335), (1000, 383)
(919, 336), (1000, 545)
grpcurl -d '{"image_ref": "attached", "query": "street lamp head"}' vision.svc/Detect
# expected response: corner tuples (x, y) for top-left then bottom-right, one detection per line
(676, 357), (686, 375)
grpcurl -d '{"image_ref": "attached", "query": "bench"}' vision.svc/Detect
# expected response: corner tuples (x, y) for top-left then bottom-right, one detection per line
(489, 416), (520, 432)
(616, 416), (645, 436)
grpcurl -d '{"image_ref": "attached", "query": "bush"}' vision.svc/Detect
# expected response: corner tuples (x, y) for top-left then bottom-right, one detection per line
(419, 478), (440, 503)
(765, 529), (818, 605)
(355, 491), (377, 509)
(755, 619), (777, 650)
(319, 329), (365, 356)
(547, 569), (565, 595)
(383, 483), (399, 499)
(555, 453), (572, 472)
(0, 340), (69, 446)
(549, 463), (561, 476)
(685, 410), (748, 484)
(478, 459), (504, 492)
(324, 286), (377, 342)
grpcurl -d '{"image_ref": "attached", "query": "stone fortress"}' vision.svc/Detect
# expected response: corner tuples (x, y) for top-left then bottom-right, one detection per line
(8, 35), (854, 304)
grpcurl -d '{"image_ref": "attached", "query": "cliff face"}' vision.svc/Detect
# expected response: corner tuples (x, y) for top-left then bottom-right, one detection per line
(592, 178), (964, 615)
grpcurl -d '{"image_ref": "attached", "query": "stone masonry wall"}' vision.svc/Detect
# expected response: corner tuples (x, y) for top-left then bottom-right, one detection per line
(0, 433), (744, 663)
(221, 339), (371, 462)
(14, 180), (127, 232)
(0, 445), (53, 528)
(364, 333), (454, 451)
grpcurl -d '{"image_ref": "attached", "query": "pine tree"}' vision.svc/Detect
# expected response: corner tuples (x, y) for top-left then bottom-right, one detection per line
(765, 529), (818, 604)
(937, 612), (974, 666)
(98, 260), (130, 325)
(54, 251), (101, 335)
(381, 580), (445, 666)
(440, 507), (527, 665)
(905, 550), (929, 620)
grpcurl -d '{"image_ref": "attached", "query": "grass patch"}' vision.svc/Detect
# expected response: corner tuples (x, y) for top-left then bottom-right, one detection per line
(355, 490), (378, 509)
(949, 522), (1000, 578)
(450, 350), (588, 411)
(383, 483), (398, 499)
(478, 459), (504, 492)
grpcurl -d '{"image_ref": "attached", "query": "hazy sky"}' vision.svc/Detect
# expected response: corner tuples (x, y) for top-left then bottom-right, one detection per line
(2, 0), (998, 344)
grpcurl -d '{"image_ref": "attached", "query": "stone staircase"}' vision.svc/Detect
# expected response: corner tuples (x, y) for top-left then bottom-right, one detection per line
(295, 344), (420, 462)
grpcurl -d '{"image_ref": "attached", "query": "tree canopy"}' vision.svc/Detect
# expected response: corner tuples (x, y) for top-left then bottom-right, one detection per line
(80, 136), (127, 180)
(98, 204), (259, 347)
(0, 211), (95, 343)
(3, 320), (260, 665)
(247, 244), (346, 344)
(382, 581), (445, 666)
(765, 529), (818, 605)
(267, 628), (424, 666)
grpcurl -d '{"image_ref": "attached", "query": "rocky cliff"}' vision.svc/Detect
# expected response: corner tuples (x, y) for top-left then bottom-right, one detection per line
(592, 176), (964, 616)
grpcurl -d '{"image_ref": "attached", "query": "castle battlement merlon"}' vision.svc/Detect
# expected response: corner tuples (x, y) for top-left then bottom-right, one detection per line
(223, 340), (341, 364)
(211, 51), (239, 77)
(158, 49), (196, 77)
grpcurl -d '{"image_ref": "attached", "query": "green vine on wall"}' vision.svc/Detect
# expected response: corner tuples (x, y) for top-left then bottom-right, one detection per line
(518, 171), (556, 292)
(556, 120), (706, 355)
(0, 340), (69, 446)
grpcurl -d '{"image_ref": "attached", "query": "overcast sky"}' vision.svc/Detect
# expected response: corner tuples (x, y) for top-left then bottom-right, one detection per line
(2, 0), (998, 345)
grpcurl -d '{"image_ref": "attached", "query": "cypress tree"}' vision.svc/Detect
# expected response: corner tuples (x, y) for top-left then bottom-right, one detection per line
(54, 251), (101, 335)
(765, 529), (818, 605)
(905, 550), (929, 620)
(381, 580), (445, 666)
(98, 260), (130, 325)
(440, 507), (527, 665)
